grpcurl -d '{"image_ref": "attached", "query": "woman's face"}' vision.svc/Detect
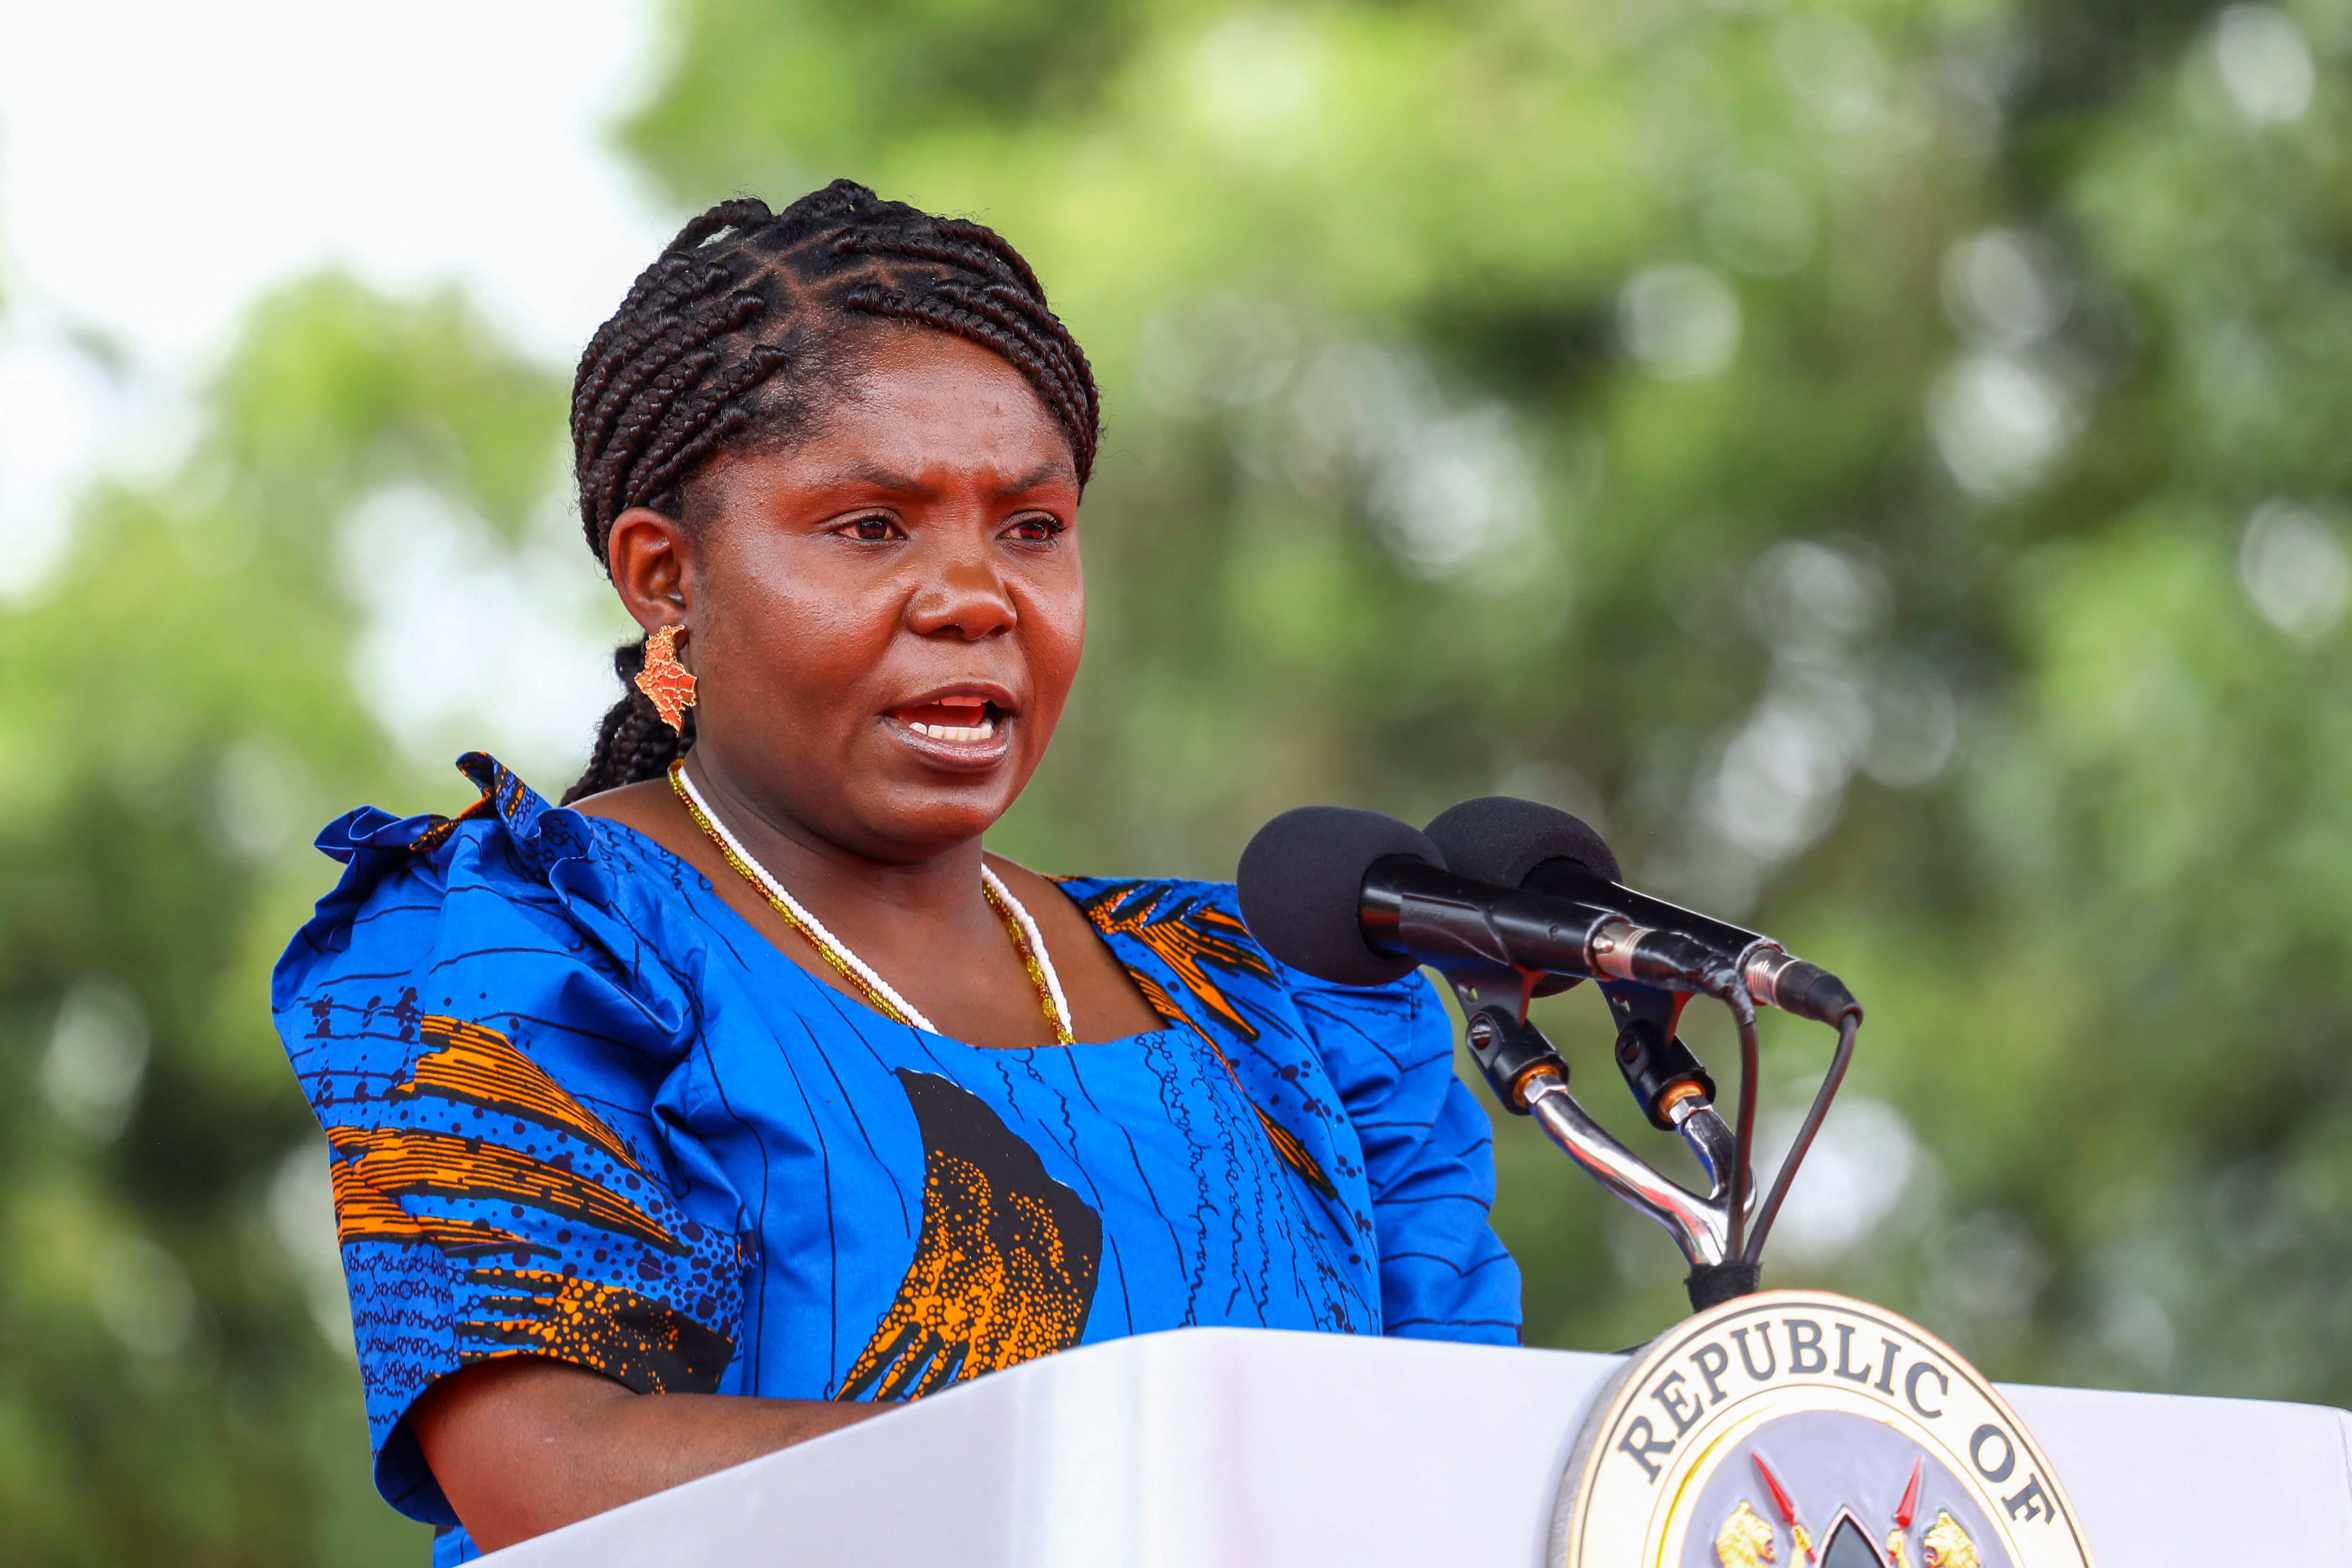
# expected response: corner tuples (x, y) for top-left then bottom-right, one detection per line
(608, 328), (1086, 863)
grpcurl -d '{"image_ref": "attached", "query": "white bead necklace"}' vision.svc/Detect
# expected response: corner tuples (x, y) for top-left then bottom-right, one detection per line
(669, 762), (1075, 1045)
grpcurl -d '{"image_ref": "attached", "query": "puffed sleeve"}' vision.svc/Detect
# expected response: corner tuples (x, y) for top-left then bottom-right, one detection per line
(270, 756), (747, 1527)
(1290, 970), (1523, 1344)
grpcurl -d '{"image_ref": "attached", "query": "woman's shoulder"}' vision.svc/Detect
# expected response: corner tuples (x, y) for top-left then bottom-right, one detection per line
(1055, 872), (1440, 1032)
(270, 752), (690, 1019)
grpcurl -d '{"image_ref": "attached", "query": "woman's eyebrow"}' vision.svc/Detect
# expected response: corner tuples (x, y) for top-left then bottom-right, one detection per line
(991, 460), (1079, 497)
(821, 462), (934, 496)
(813, 460), (1078, 498)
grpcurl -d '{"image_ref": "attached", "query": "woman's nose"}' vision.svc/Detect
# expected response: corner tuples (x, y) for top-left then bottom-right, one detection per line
(905, 541), (1018, 641)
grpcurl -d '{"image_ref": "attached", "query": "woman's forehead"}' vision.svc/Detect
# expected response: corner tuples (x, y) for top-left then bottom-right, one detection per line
(704, 402), (1077, 515)
(771, 336), (1077, 488)
(837, 330), (1064, 427)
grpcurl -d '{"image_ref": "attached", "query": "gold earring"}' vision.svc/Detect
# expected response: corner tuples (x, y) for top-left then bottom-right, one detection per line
(635, 624), (698, 733)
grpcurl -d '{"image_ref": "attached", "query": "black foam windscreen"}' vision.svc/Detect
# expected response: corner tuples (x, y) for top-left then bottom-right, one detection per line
(1422, 795), (1621, 890)
(1237, 806), (1443, 987)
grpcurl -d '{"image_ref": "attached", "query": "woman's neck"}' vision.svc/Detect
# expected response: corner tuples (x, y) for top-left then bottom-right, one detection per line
(571, 744), (1162, 1048)
(677, 748), (996, 947)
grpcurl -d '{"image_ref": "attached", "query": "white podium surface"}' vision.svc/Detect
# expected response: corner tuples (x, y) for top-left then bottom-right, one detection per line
(489, 1327), (2352, 1567)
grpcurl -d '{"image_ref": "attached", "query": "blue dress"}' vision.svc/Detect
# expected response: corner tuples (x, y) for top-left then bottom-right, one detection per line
(272, 755), (1520, 1559)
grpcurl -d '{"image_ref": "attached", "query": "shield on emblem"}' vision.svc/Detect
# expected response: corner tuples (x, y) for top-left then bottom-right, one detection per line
(1820, 1512), (1882, 1568)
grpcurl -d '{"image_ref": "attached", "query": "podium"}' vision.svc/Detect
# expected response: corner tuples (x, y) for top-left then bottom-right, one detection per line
(484, 1327), (2352, 1566)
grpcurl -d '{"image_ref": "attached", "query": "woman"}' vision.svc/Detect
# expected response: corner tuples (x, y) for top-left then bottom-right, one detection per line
(274, 181), (1518, 1561)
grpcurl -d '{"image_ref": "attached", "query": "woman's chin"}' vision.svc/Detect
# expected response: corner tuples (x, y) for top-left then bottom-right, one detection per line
(836, 725), (1035, 851)
(842, 789), (1021, 864)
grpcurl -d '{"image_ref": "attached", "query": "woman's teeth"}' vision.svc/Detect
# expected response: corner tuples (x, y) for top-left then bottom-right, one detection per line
(908, 715), (995, 742)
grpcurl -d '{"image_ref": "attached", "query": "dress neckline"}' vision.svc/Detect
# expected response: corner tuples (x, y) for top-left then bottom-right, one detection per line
(584, 811), (1179, 1054)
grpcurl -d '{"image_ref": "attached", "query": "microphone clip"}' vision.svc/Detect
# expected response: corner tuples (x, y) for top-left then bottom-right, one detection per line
(1599, 981), (1716, 1132)
(1460, 1000), (1569, 1115)
(1441, 963), (1748, 1284)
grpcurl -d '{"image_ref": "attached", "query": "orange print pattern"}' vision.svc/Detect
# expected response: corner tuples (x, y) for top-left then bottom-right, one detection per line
(405, 785), (501, 856)
(459, 1269), (733, 1393)
(838, 1071), (1099, 1401)
(324, 1125), (683, 1253)
(328, 1155), (539, 1255)
(1076, 884), (1272, 1041)
(387, 1015), (643, 1171)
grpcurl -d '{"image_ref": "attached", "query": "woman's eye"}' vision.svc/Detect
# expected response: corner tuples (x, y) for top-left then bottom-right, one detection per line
(837, 515), (903, 542)
(1007, 515), (1066, 543)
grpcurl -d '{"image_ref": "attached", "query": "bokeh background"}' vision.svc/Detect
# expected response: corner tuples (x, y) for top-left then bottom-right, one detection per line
(6, 0), (2352, 1559)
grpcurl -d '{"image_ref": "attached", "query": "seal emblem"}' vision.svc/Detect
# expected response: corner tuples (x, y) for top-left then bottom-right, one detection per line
(1551, 1290), (2096, 1568)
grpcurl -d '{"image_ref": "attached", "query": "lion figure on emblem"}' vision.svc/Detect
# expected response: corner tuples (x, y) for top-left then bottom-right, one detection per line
(1920, 1510), (1981, 1568)
(1714, 1499), (1778, 1567)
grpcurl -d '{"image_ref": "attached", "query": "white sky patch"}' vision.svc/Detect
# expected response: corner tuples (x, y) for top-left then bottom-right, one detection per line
(0, 326), (121, 594)
(0, 0), (673, 366)
(339, 485), (631, 776)
(0, 2), (667, 766)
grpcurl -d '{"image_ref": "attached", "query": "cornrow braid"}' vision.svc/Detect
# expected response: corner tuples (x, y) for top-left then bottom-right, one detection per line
(563, 180), (1100, 803)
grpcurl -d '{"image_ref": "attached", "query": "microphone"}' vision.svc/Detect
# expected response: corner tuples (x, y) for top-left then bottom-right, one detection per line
(1236, 805), (1720, 996)
(1234, 804), (1857, 1024)
(1235, 804), (1685, 1120)
(1421, 796), (1858, 1026)
(1238, 798), (1864, 1298)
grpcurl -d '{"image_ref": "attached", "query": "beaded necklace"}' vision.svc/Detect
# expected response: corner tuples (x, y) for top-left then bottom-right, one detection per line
(668, 761), (1076, 1046)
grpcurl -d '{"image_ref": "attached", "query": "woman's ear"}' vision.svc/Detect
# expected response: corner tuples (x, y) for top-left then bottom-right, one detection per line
(605, 507), (694, 631)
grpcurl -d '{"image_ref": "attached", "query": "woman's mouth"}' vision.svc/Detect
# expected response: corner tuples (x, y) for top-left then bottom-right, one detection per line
(884, 695), (1013, 764)
(896, 698), (998, 742)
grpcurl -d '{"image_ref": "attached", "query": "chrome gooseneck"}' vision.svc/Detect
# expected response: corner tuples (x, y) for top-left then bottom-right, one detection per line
(1520, 1066), (1745, 1267)
(1428, 906), (1858, 1309)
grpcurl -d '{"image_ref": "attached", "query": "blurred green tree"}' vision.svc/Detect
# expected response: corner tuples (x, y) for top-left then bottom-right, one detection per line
(628, 0), (2352, 1391)
(8, 0), (2352, 1560)
(0, 277), (559, 1564)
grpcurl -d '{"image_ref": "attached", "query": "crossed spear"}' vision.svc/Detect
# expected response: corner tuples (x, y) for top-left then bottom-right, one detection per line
(1749, 1452), (1923, 1566)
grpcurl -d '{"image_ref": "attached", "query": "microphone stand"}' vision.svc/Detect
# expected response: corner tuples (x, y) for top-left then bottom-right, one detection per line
(1410, 909), (1858, 1314)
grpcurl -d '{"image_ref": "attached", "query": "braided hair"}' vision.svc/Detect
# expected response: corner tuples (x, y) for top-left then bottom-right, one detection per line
(561, 180), (1101, 804)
